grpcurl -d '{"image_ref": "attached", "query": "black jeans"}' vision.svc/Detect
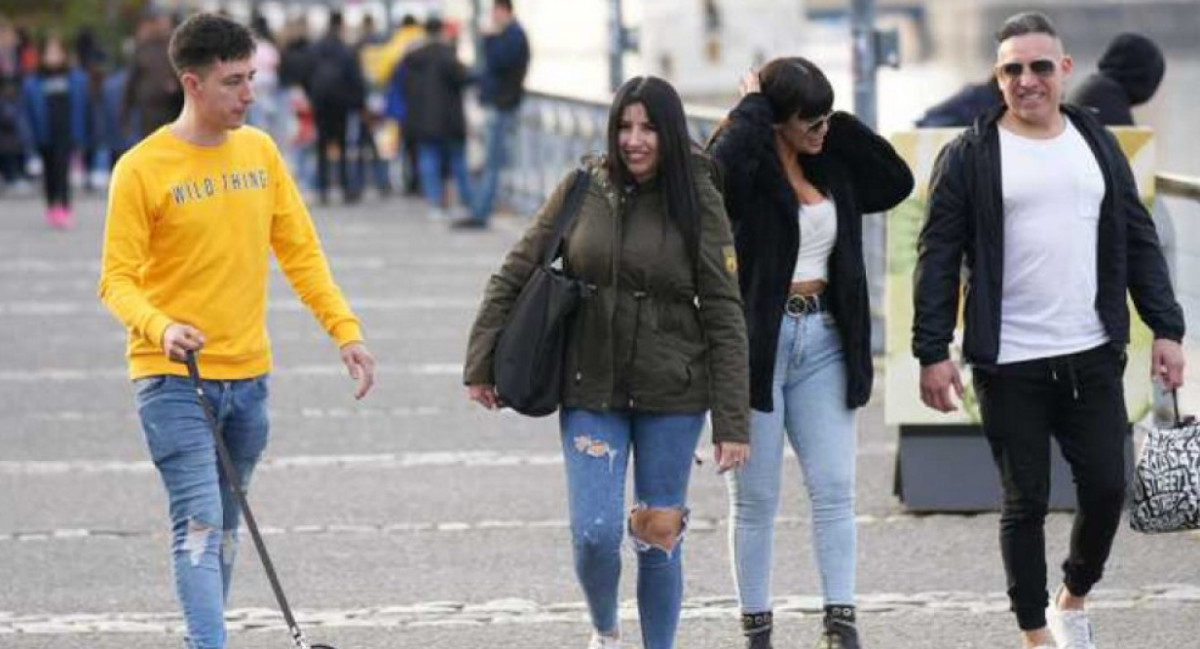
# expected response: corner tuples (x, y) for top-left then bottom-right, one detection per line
(40, 145), (72, 207)
(313, 105), (353, 202)
(400, 123), (420, 195)
(973, 344), (1129, 630)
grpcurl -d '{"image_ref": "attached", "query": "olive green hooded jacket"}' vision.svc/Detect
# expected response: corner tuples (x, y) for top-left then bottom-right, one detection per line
(464, 154), (749, 443)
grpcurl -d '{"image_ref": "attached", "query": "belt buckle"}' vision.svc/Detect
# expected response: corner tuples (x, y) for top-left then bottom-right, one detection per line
(785, 293), (819, 316)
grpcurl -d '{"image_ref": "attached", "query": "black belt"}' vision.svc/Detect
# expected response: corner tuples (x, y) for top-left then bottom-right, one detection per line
(785, 292), (826, 316)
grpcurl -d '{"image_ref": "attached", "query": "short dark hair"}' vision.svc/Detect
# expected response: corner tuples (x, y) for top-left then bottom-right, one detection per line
(494, 0), (514, 13)
(329, 11), (344, 31)
(425, 16), (444, 36)
(606, 76), (701, 264)
(168, 13), (255, 75)
(758, 57), (834, 123)
(995, 11), (1058, 43)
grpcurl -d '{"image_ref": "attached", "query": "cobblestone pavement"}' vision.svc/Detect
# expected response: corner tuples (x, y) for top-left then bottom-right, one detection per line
(2, 192), (1198, 649)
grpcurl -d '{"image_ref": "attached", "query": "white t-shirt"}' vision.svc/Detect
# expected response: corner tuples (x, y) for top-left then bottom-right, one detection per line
(996, 119), (1109, 364)
(793, 198), (837, 283)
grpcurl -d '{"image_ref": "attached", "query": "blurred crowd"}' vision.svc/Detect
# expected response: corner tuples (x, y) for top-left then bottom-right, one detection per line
(0, 1), (530, 230)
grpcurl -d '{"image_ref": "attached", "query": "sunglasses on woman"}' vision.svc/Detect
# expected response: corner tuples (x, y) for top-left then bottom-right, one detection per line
(797, 112), (832, 135)
(996, 58), (1057, 80)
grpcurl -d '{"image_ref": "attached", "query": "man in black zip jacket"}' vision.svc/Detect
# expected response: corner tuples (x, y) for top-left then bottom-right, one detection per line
(913, 12), (1185, 649)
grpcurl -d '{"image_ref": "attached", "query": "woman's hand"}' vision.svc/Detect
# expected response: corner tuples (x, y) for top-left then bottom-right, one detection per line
(738, 68), (761, 98)
(714, 441), (750, 474)
(467, 384), (500, 410)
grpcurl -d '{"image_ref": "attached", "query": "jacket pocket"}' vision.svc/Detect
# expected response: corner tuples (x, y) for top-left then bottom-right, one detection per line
(640, 329), (707, 397)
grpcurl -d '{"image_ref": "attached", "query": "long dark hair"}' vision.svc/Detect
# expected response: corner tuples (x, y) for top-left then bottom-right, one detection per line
(606, 76), (700, 263)
(758, 56), (833, 123)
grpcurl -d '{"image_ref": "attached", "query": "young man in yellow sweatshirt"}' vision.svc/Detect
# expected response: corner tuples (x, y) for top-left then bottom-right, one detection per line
(98, 14), (375, 648)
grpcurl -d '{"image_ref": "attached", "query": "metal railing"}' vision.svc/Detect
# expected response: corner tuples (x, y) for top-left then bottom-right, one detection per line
(496, 89), (726, 216)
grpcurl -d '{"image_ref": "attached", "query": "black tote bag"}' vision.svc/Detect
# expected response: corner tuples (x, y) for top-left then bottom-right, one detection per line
(493, 169), (591, 416)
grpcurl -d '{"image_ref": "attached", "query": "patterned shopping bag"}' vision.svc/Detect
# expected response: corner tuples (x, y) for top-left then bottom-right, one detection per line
(1129, 392), (1200, 533)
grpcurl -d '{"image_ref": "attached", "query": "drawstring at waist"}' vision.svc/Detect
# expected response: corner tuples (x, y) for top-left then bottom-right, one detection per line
(1049, 356), (1081, 401)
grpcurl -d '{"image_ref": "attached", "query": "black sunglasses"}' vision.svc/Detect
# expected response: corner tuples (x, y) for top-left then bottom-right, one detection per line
(797, 112), (832, 135)
(997, 58), (1057, 79)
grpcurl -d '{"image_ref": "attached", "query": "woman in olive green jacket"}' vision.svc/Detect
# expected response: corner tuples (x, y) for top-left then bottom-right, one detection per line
(463, 76), (749, 649)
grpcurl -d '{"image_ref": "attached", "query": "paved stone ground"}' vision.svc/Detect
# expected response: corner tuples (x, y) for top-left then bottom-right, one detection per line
(1, 191), (1198, 649)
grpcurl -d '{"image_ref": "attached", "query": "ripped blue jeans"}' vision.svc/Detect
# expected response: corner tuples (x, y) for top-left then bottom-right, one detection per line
(134, 374), (270, 649)
(559, 408), (705, 649)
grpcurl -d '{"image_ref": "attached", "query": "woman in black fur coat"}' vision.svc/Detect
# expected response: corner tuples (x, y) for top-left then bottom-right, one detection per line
(708, 58), (913, 649)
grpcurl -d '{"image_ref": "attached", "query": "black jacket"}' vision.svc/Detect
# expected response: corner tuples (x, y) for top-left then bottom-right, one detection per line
(402, 39), (469, 141)
(279, 39), (312, 89)
(915, 79), (1003, 128)
(1069, 33), (1165, 127)
(306, 34), (365, 111)
(912, 104), (1184, 367)
(709, 94), (914, 411)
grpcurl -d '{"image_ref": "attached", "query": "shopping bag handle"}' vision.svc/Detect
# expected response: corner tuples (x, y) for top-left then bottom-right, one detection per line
(1171, 389), (1196, 428)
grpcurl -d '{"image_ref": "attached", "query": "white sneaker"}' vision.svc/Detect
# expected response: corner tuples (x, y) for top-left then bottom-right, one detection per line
(587, 632), (621, 649)
(1047, 592), (1097, 649)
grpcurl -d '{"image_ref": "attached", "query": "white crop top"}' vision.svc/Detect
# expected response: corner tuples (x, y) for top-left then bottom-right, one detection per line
(792, 198), (837, 282)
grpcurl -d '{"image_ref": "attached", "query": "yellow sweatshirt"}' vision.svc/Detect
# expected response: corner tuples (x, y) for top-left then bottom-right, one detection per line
(99, 126), (363, 380)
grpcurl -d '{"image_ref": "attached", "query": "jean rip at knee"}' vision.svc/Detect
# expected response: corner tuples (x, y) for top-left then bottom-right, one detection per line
(628, 504), (689, 559)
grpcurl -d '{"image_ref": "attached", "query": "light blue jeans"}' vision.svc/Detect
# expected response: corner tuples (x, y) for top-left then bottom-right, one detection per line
(134, 374), (270, 649)
(726, 312), (858, 613)
(469, 107), (518, 223)
(560, 408), (705, 649)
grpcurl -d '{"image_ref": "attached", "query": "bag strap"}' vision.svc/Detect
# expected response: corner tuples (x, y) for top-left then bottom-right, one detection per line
(1173, 389), (1182, 428)
(1169, 389), (1197, 428)
(541, 168), (592, 267)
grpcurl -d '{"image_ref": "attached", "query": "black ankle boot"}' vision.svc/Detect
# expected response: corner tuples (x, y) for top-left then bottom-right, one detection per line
(741, 611), (773, 649)
(815, 605), (860, 649)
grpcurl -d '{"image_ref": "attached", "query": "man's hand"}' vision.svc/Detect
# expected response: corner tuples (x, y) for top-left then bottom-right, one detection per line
(162, 323), (204, 362)
(738, 68), (761, 98)
(714, 441), (750, 474)
(1151, 339), (1186, 391)
(920, 359), (964, 413)
(467, 384), (500, 410)
(340, 342), (376, 400)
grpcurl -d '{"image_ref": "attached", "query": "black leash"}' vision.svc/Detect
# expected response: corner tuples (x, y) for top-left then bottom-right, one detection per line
(183, 351), (331, 649)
